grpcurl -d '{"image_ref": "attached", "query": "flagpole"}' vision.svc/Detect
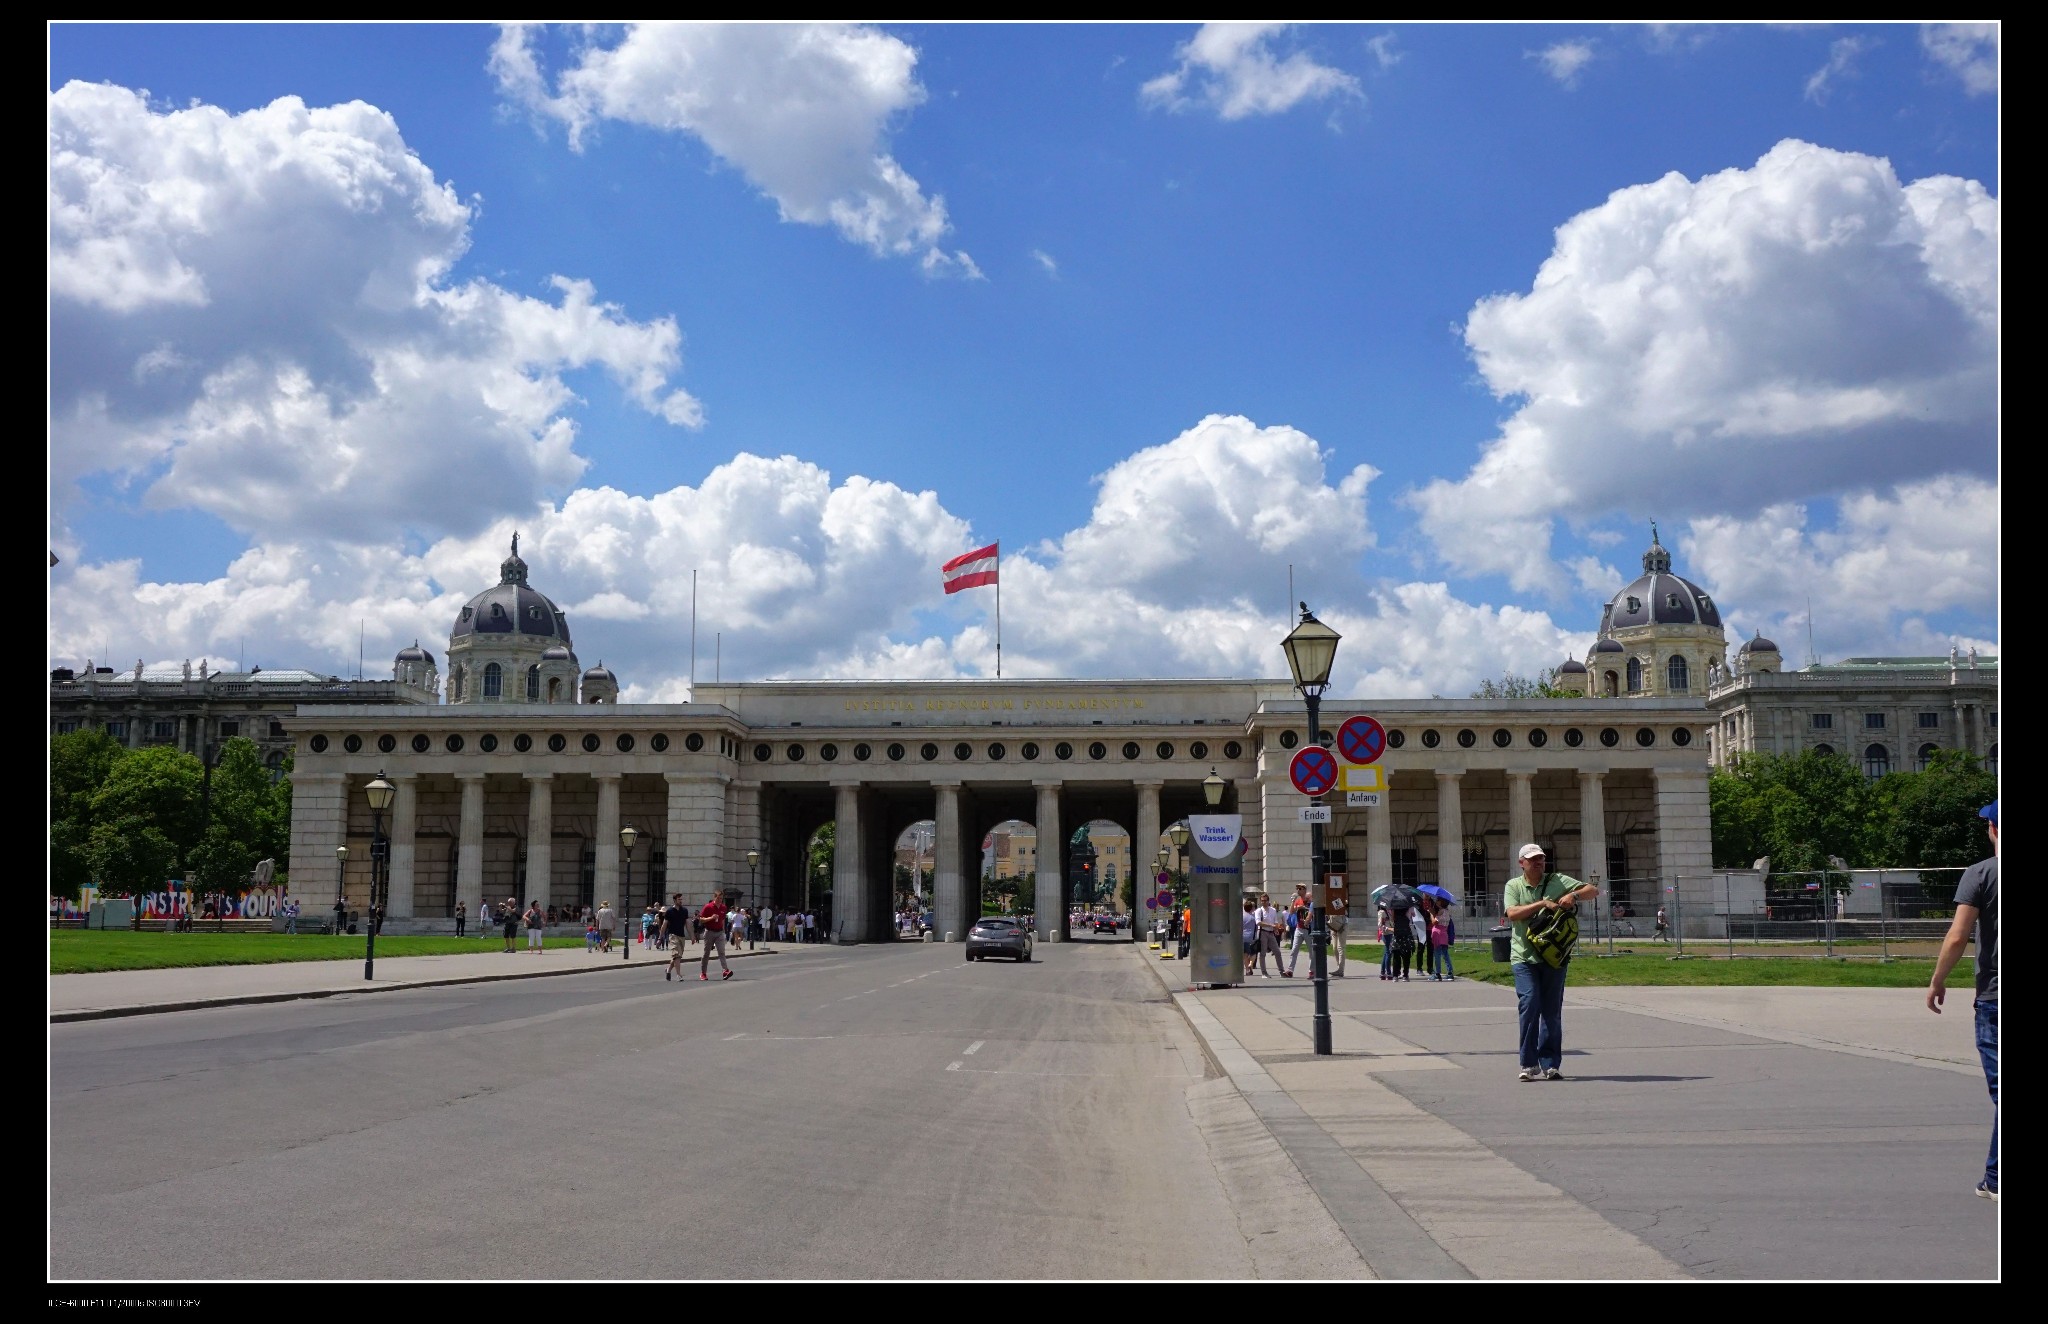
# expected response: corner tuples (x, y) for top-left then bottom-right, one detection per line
(995, 543), (1002, 678)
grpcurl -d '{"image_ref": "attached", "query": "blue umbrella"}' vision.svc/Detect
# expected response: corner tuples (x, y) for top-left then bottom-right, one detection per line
(1416, 884), (1459, 905)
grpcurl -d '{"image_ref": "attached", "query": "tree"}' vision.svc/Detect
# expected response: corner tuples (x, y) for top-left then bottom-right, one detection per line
(1470, 669), (1578, 699)
(83, 817), (180, 897)
(1868, 749), (1997, 872)
(51, 728), (127, 834)
(89, 746), (205, 860)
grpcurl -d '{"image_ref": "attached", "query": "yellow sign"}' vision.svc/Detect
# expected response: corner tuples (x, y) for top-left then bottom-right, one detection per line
(1338, 765), (1386, 792)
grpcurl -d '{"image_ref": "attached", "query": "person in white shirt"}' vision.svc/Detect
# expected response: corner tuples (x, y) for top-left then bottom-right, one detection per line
(1254, 894), (1287, 977)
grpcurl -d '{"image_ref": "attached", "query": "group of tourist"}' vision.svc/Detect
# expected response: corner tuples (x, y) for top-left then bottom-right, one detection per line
(1240, 884), (1318, 978)
(1376, 895), (1457, 982)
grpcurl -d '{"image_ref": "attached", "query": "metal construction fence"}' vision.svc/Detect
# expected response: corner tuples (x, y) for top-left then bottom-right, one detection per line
(1564, 866), (1971, 960)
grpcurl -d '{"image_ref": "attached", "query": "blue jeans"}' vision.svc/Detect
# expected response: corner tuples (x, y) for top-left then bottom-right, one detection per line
(1433, 943), (1454, 977)
(1513, 961), (1568, 1071)
(1976, 999), (1998, 1190)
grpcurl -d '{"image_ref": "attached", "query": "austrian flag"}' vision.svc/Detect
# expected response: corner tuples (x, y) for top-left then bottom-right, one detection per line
(942, 542), (999, 594)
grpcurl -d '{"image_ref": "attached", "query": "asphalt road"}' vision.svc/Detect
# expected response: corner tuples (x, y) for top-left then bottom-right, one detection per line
(50, 940), (1353, 1281)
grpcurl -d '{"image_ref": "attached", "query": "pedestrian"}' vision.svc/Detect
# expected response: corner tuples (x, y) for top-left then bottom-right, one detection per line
(1429, 907), (1454, 980)
(1385, 896), (1416, 981)
(501, 898), (519, 953)
(1252, 893), (1287, 977)
(1654, 905), (1669, 942)
(761, 906), (776, 950)
(281, 895), (300, 935)
(662, 896), (690, 981)
(1407, 902), (1428, 978)
(1504, 844), (1598, 1081)
(596, 898), (615, 953)
(1283, 882), (1312, 976)
(1928, 800), (1997, 1200)
(1240, 898), (1259, 976)
(744, 907), (758, 951)
(585, 917), (601, 951)
(803, 910), (817, 945)
(1378, 904), (1394, 980)
(453, 899), (466, 939)
(698, 891), (735, 980)
(524, 899), (546, 954)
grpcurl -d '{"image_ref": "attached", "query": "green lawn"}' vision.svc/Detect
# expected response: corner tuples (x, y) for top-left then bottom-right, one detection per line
(50, 930), (591, 975)
(1341, 942), (1971, 988)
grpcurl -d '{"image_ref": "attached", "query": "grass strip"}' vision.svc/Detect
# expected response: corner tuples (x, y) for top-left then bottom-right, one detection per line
(52, 930), (601, 974)
(1339, 942), (1971, 988)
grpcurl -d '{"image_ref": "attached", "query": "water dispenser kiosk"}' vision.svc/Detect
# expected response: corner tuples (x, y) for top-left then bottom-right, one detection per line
(1185, 813), (1245, 988)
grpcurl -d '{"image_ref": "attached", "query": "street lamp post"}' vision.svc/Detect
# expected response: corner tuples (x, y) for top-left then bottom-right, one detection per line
(1168, 821), (1190, 946)
(620, 823), (638, 961)
(1281, 603), (1342, 1056)
(334, 845), (348, 937)
(747, 848), (760, 911)
(362, 773), (396, 981)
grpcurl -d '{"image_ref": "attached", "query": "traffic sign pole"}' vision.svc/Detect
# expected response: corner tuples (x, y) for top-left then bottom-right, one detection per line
(1306, 706), (1331, 1056)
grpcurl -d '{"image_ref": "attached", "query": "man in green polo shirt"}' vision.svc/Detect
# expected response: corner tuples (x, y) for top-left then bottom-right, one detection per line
(1503, 843), (1599, 1082)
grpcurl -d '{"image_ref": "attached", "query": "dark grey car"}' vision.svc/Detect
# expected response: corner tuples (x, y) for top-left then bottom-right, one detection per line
(965, 916), (1033, 962)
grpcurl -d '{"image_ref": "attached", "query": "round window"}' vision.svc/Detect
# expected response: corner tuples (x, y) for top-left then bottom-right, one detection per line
(1528, 729), (1548, 748)
(1279, 730), (1299, 749)
(753, 743), (772, 762)
(1599, 728), (1620, 748)
(853, 743), (872, 761)
(514, 734), (533, 753)
(820, 743), (838, 761)
(651, 733), (670, 752)
(1492, 729), (1512, 748)
(377, 734), (396, 754)
(1456, 729), (1477, 748)
(1672, 728), (1693, 747)
(616, 734), (635, 753)
(989, 743), (1006, 760)
(1054, 742), (1073, 760)
(1088, 742), (1107, 760)
(1387, 730), (1405, 750)
(787, 744), (805, 761)
(1021, 742), (1040, 760)
(480, 734), (499, 753)
(954, 742), (972, 760)
(1223, 741), (1243, 759)
(409, 734), (429, 753)
(549, 734), (568, 753)
(1122, 742), (1140, 760)
(1156, 741), (1174, 759)
(920, 743), (939, 761)
(446, 734), (465, 753)
(1190, 740), (1208, 760)
(1420, 730), (1441, 749)
(1635, 728), (1656, 747)
(582, 734), (601, 753)
(1562, 728), (1583, 748)
(310, 734), (330, 754)
(887, 743), (906, 761)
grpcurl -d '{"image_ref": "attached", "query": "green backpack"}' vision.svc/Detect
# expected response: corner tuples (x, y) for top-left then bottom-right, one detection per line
(1525, 889), (1580, 969)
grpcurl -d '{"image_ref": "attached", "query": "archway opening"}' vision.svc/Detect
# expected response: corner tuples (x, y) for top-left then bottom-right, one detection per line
(1070, 818), (1134, 940)
(891, 820), (936, 938)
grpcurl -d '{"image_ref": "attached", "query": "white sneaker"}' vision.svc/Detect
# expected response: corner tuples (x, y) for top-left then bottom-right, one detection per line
(1518, 1066), (1537, 1082)
(1543, 1067), (1563, 1081)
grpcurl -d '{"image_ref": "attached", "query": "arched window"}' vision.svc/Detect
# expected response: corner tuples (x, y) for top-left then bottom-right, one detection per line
(547, 677), (562, 703)
(1917, 743), (1940, 772)
(526, 666), (540, 701)
(1626, 658), (1643, 693)
(1603, 671), (1619, 697)
(1813, 743), (1834, 759)
(450, 666), (464, 701)
(1666, 655), (1689, 692)
(482, 662), (502, 698)
(1863, 744), (1891, 778)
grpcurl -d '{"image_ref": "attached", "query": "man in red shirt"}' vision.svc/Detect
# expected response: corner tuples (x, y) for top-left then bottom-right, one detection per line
(698, 891), (735, 981)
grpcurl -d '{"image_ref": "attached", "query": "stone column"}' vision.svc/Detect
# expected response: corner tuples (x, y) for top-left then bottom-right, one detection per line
(833, 781), (864, 943)
(386, 773), (418, 919)
(934, 781), (965, 941)
(286, 772), (346, 917)
(1435, 770), (1464, 902)
(1506, 770), (1535, 853)
(455, 773), (485, 919)
(1578, 770), (1608, 891)
(593, 773), (621, 909)
(1035, 781), (1063, 942)
(1366, 774), (1393, 891)
(1134, 780), (1162, 923)
(523, 773), (553, 909)
(1652, 766), (1713, 892)
(665, 773), (732, 906)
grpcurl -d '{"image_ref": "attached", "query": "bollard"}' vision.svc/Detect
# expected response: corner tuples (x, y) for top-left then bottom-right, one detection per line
(944, 931), (956, 944)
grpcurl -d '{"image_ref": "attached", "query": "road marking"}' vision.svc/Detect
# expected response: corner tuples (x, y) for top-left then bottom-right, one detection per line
(945, 1061), (962, 1072)
(723, 1032), (746, 1041)
(963, 1040), (984, 1055)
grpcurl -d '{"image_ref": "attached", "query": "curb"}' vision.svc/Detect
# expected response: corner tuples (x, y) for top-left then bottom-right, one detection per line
(50, 948), (775, 1024)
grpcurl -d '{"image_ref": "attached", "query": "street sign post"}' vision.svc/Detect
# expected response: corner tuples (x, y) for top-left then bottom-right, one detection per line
(1289, 746), (1339, 796)
(1296, 804), (1333, 823)
(1336, 715), (1387, 765)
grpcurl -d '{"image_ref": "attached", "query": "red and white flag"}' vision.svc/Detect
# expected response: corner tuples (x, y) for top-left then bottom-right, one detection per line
(942, 542), (999, 594)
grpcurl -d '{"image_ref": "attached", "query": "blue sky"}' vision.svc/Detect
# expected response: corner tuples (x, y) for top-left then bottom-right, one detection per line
(48, 23), (1999, 699)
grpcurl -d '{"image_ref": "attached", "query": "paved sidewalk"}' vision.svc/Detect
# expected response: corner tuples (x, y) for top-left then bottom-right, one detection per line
(1134, 942), (1996, 1280)
(48, 935), (806, 1022)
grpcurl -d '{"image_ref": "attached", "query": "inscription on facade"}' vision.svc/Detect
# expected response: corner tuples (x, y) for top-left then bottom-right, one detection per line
(842, 694), (1148, 714)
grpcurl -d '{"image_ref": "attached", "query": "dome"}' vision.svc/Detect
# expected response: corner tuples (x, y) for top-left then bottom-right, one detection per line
(582, 661), (616, 681)
(1605, 528), (1720, 630)
(1739, 633), (1781, 654)
(1592, 637), (1625, 653)
(395, 642), (434, 665)
(1557, 658), (1587, 673)
(450, 534), (572, 646)
(541, 645), (573, 662)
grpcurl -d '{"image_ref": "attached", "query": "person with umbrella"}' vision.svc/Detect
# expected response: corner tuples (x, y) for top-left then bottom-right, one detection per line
(1373, 883), (1419, 981)
(1417, 883), (1459, 979)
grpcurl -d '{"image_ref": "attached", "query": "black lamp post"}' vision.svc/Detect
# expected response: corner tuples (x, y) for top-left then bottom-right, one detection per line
(620, 823), (638, 961)
(1281, 603), (1341, 1056)
(1169, 821), (1190, 943)
(334, 844), (348, 937)
(363, 772), (395, 981)
(747, 847), (760, 912)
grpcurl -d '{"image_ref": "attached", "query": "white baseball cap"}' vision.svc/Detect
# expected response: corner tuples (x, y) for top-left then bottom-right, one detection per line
(1517, 843), (1547, 861)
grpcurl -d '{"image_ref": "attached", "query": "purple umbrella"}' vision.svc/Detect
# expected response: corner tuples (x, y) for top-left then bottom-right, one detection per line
(1416, 884), (1459, 905)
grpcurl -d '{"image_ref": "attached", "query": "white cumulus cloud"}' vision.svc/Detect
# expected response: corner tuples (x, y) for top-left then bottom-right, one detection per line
(1141, 23), (1361, 120)
(491, 22), (978, 276)
(1409, 139), (1997, 595)
(1530, 41), (1596, 88)
(48, 81), (701, 545)
(1921, 23), (1998, 96)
